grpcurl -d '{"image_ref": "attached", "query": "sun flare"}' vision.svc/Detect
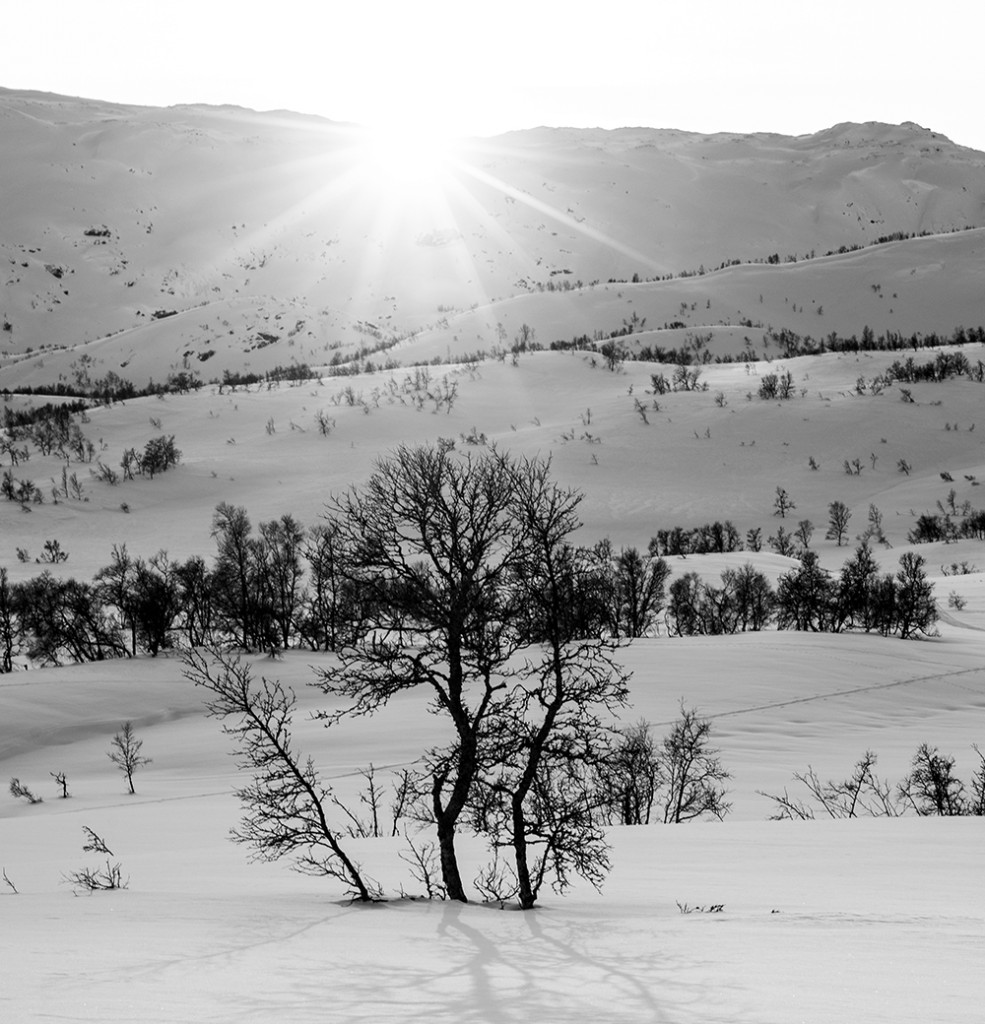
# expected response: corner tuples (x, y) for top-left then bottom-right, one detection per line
(352, 121), (459, 204)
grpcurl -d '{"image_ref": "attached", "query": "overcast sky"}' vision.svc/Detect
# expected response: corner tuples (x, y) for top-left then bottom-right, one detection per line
(7, 0), (982, 150)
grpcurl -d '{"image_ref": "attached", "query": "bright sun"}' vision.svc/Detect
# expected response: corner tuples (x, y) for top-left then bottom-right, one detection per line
(352, 121), (459, 204)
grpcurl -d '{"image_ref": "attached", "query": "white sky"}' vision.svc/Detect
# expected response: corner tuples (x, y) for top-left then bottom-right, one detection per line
(6, 0), (983, 150)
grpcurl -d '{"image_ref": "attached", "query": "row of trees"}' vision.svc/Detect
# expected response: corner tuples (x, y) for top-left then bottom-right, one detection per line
(0, 510), (677, 670)
(0, 514), (939, 675)
(667, 547), (937, 640)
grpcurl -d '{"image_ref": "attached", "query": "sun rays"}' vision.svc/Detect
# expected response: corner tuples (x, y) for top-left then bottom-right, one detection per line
(195, 110), (674, 353)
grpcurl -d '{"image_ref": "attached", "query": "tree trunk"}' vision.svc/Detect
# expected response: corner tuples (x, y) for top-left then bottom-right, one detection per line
(512, 800), (536, 909)
(436, 813), (467, 902)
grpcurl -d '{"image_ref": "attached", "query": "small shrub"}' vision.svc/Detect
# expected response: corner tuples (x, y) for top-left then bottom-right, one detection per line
(9, 778), (43, 804)
(37, 539), (68, 564)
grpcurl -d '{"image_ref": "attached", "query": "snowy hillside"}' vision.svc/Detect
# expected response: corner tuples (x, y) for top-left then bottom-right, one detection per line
(1, 90), (984, 1024)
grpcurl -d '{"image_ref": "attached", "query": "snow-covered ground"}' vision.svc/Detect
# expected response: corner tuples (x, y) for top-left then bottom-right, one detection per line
(2, 92), (984, 1023)
(2, 626), (984, 1023)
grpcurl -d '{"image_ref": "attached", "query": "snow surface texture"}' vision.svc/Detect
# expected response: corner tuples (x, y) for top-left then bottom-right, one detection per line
(3, 640), (984, 1023)
(1, 91), (984, 1023)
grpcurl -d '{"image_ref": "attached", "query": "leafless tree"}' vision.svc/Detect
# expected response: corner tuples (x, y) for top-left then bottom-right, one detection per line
(825, 500), (852, 546)
(898, 744), (968, 815)
(182, 648), (378, 901)
(659, 704), (731, 823)
(313, 443), (532, 903)
(597, 719), (661, 825)
(773, 487), (796, 518)
(108, 721), (151, 794)
(315, 443), (629, 907)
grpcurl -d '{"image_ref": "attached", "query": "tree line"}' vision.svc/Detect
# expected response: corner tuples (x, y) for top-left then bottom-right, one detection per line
(0, 503), (940, 676)
(667, 547), (937, 640)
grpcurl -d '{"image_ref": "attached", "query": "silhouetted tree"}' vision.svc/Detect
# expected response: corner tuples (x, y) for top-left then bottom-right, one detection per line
(825, 501), (852, 546)
(182, 648), (377, 899)
(299, 519), (370, 651)
(470, 460), (631, 908)
(313, 444), (532, 903)
(13, 573), (125, 664)
(659, 704), (731, 823)
(212, 503), (268, 649)
(776, 551), (838, 632)
(132, 552), (183, 655)
(140, 435), (181, 478)
(95, 544), (140, 656)
(596, 720), (660, 825)
(175, 555), (218, 647)
(773, 487), (795, 518)
(722, 563), (776, 631)
(899, 744), (967, 815)
(108, 721), (151, 794)
(0, 568), (17, 673)
(258, 514), (306, 649)
(612, 546), (670, 637)
(892, 552), (937, 639)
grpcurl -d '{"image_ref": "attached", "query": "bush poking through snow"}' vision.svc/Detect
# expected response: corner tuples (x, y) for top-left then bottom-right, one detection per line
(63, 862), (127, 892)
(762, 745), (985, 818)
(64, 827), (127, 893)
(9, 778), (43, 804)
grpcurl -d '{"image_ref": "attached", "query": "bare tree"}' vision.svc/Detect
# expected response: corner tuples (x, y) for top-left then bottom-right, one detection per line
(825, 500), (852, 546)
(776, 551), (838, 632)
(313, 443), (531, 903)
(94, 544), (139, 656)
(898, 744), (967, 815)
(773, 487), (796, 518)
(182, 648), (378, 900)
(659, 705), (731, 823)
(315, 443), (627, 907)
(131, 552), (183, 656)
(612, 546), (671, 637)
(794, 519), (814, 551)
(597, 719), (661, 825)
(258, 514), (306, 650)
(299, 519), (370, 651)
(0, 567), (17, 673)
(468, 462), (633, 908)
(108, 721), (151, 794)
(892, 552), (937, 639)
(211, 503), (263, 649)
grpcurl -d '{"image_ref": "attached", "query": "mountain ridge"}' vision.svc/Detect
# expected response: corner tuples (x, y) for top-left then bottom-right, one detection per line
(2, 88), (984, 388)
